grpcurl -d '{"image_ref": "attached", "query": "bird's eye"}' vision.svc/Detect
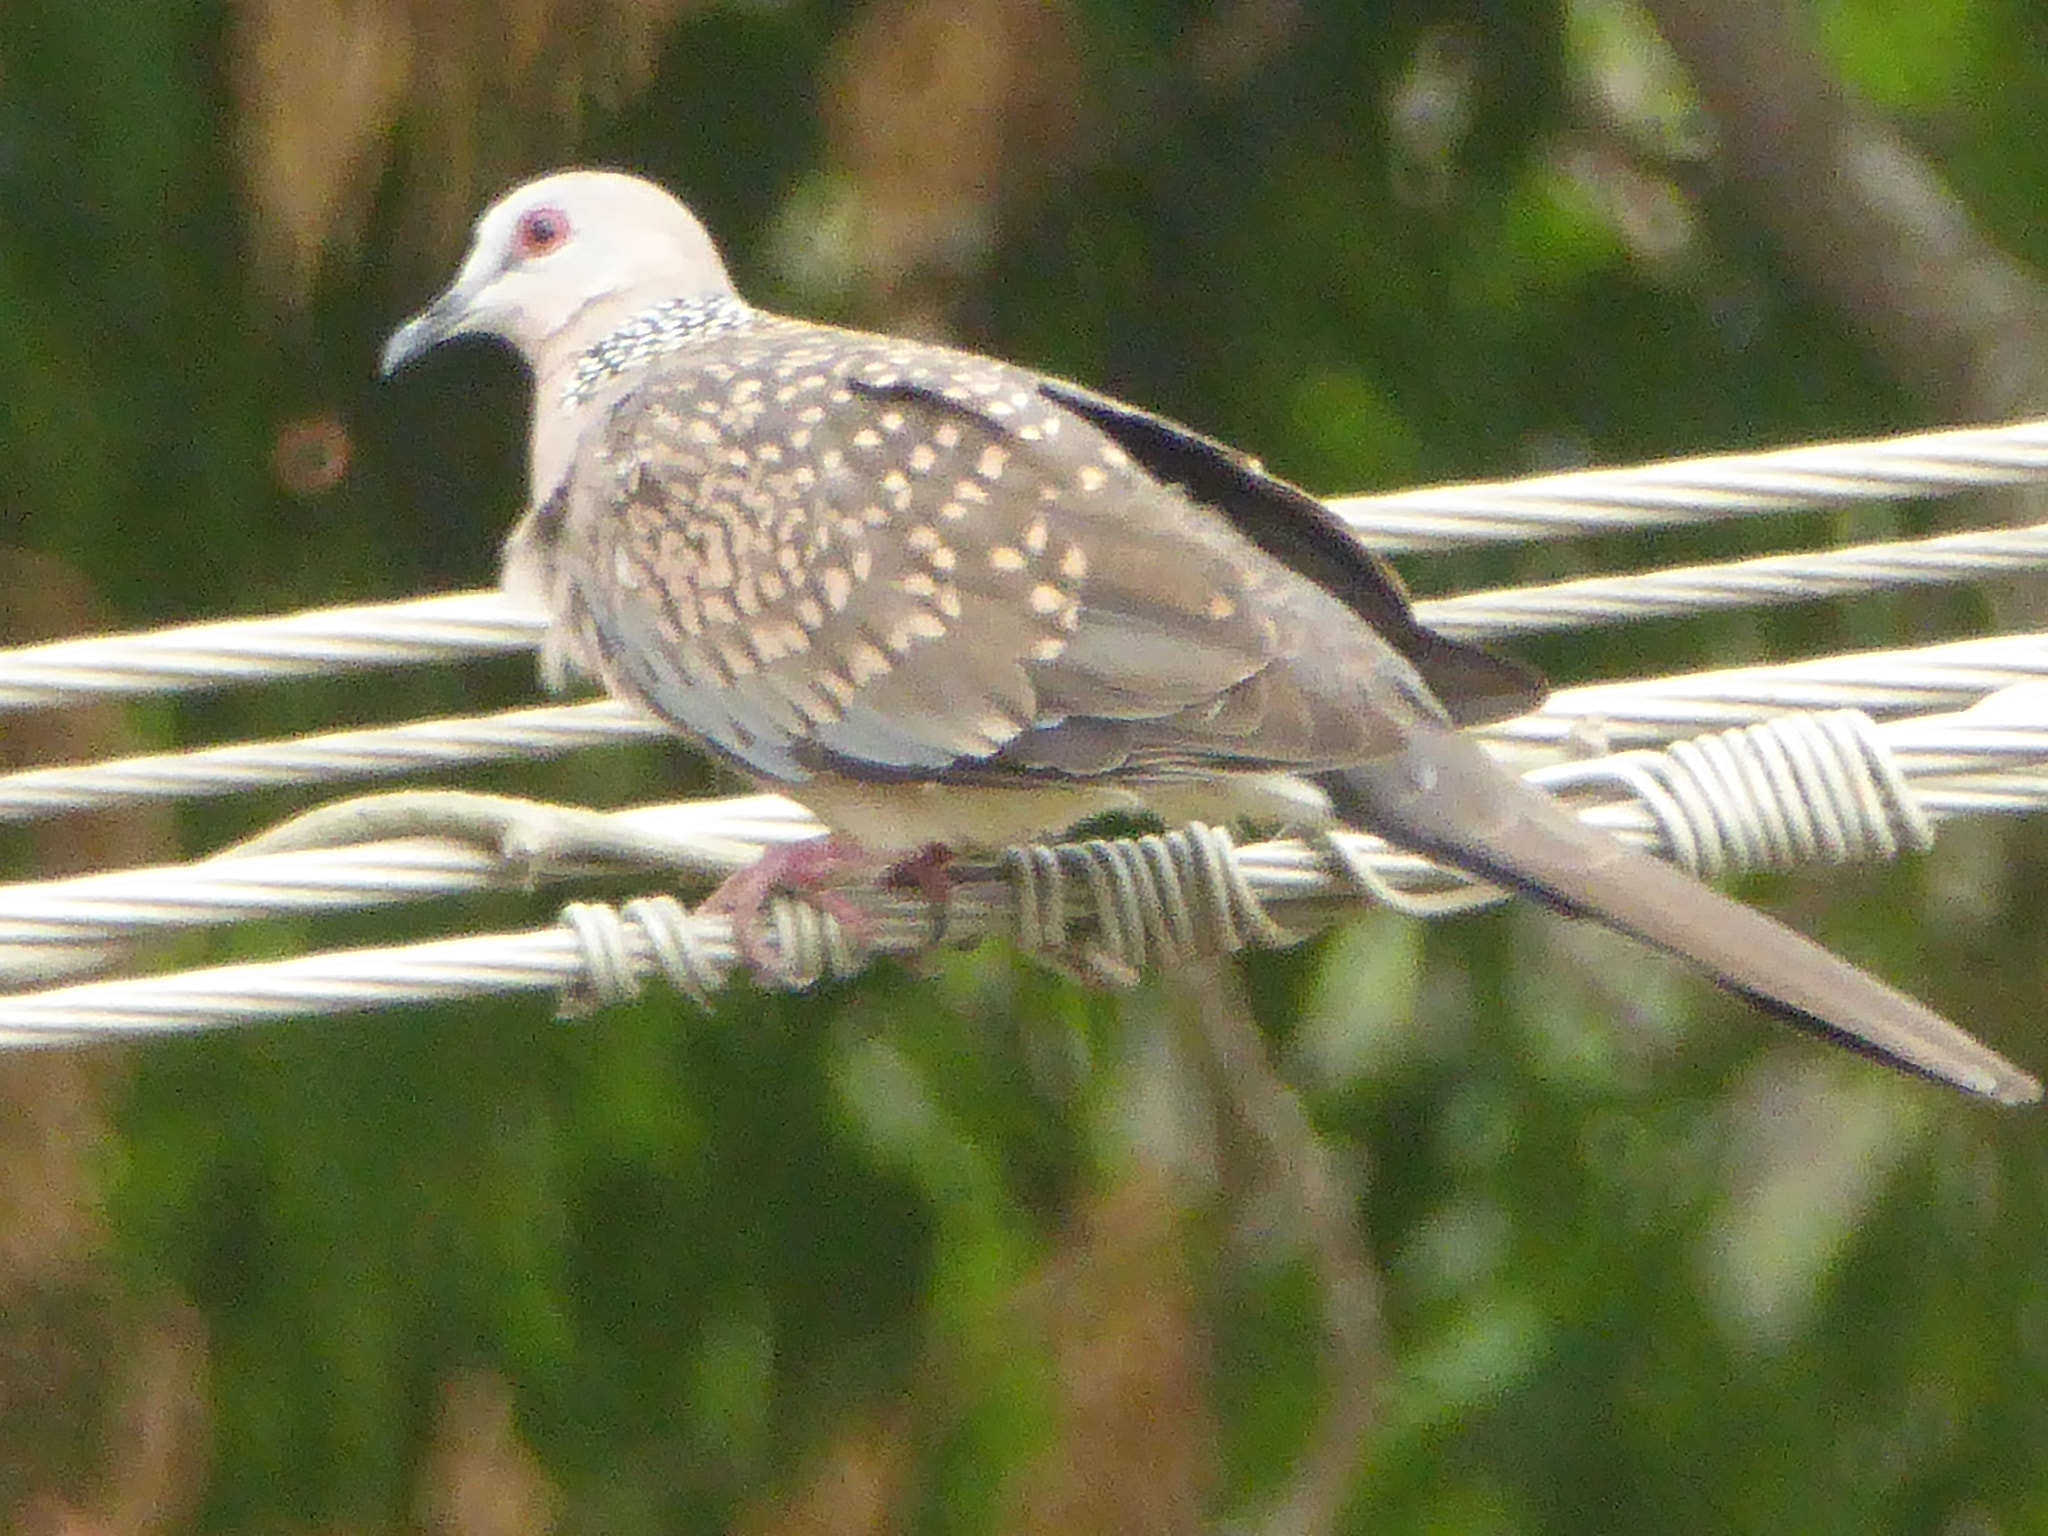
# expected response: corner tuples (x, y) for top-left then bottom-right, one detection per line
(514, 207), (570, 258)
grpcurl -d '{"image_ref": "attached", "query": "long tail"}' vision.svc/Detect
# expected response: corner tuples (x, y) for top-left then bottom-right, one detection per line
(1331, 729), (2040, 1106)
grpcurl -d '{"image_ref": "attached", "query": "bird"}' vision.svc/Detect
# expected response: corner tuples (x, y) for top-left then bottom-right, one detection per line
(380, 168), (2039, 1106)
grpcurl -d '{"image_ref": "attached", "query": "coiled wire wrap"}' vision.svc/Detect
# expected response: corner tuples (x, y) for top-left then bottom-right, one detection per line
(530, 707), (1947, 1013)
(8, 415), (2048, 1035)
(1531, 709), (1935, 878)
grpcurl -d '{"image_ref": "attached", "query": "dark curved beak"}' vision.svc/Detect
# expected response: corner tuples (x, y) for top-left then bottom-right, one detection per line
(379, 285), (471, 378)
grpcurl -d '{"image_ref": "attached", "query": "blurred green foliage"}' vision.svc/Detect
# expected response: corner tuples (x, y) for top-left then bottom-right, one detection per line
(3, 2), (2046, 1533)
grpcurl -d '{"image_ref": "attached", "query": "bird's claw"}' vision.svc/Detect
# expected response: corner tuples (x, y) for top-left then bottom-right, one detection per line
(697, 834), (877, 980)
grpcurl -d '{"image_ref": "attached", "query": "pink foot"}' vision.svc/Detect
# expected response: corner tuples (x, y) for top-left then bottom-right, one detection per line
(698, 834), (876, 974)
(882, 842), (956, 903)
(883, 843), (960, 945)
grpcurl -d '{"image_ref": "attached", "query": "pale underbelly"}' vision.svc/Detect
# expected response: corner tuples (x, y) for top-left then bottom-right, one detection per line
(791, 771), (1335, 855)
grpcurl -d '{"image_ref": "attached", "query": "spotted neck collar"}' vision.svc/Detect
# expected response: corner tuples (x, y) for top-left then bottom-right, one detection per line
(561, 293), (755, 406)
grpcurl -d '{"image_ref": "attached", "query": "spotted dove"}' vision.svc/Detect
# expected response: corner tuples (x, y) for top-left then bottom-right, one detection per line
(380, 169), (2038, 1105)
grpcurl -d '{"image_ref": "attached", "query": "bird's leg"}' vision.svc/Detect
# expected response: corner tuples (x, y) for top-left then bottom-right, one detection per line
(698, 833), (877, 973)
(882, 842), (959, 946)
(882, 842), (956, 901)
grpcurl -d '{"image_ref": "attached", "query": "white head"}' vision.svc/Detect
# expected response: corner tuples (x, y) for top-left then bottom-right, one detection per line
(380, 169), (738, 377)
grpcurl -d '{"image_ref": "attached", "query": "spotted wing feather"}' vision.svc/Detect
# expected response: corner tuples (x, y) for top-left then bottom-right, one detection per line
(543, 319), (1450, 789)
(1034, 378), (1547, 729)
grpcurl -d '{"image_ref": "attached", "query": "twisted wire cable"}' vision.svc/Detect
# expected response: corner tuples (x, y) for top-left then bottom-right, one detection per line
(6, 629), (2048, 825)
(6, 416), (2048, 1040)
(6, 697), (2048, 1036)
(1330, 417), (2048, 553)
(1486, 632), (2048, 753)
(7, 416), (2048, 714)
(0, 592), (541, 712)
(1419, 522), (2048, 640)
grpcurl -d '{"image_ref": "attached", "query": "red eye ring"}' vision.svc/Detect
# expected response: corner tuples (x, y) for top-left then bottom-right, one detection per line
(514, 206), (570, 258)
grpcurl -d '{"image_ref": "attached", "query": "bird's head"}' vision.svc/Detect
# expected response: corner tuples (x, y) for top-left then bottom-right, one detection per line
(379, 169), (738, 377)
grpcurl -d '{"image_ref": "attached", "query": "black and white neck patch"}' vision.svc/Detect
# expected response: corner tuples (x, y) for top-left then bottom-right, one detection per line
(562, 294), (755, 405)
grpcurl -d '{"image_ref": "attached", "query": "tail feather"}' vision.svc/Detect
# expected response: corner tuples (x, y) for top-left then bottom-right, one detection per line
(1333, 731), (2040, 1106)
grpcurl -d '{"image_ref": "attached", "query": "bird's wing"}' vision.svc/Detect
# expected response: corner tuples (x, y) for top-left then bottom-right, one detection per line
(1034, 378), (1547, 729)
(547, 373), (1046, 781)
(538, 325), (1455, 788)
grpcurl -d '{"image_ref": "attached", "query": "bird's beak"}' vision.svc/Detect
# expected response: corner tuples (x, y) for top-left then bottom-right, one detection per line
(378, 282), (475, 378)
